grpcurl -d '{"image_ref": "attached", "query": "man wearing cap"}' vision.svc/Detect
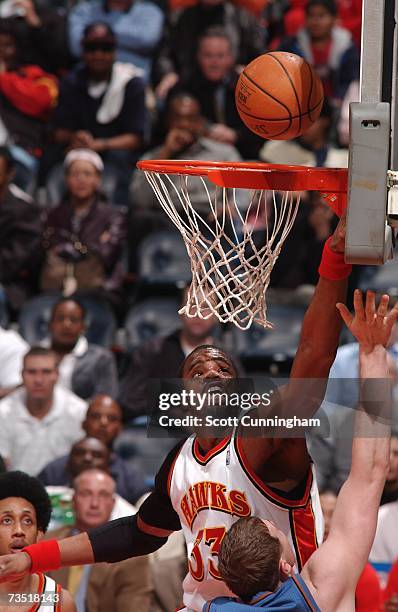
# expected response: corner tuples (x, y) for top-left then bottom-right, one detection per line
(68, 0), (163, 82)
(52, 22), (146, 205)
(41, 148), (127, 307)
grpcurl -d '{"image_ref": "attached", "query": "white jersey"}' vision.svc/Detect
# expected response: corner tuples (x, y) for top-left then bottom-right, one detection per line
(168, 435), (323, 612)
(9, 573), (62, 611)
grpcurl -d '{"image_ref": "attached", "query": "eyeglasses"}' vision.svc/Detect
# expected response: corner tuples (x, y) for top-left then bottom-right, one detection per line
(83, 42), (115, 53)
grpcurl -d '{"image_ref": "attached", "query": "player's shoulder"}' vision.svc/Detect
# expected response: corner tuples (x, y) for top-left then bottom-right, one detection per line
(60, 587), (76, 612)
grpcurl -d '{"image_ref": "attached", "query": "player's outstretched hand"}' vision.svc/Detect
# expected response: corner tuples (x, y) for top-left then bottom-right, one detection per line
(337, 290), (398, 353)
(0, 551), (31, 583)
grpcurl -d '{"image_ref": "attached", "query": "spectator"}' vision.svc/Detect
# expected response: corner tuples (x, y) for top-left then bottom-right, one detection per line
(42, 150), (127, 311)
(0, 24), (58, 192)
(41, 298), (118, 400)
(0, 325), (28, 398)
(119, 286), (242, 420)
(260, 100), (347, 168)
(0, 347), (86, 475)
(38, 397), (148, 504)
(68, 0), (164, 82)
(172, 26), (263, 159)
(279, 0), (359, 106)
(46, 468), (153, 611)
(0, 146), (42, 314)
(0, 0), (73, 73)
(130, 92), (241, 214)
(155, 0), (266, 99)
(51, 23), (146, 205)
(320, 490), (382, 611)
(0, 471), (75, 610)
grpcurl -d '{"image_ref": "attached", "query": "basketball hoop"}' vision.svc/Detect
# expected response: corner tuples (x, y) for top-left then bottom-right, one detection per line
(137, 160), (348, 330)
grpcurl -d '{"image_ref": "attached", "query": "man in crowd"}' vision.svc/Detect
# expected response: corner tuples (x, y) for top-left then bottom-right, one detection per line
(0, 347), (86, 475)
(206, 291), (396, 610)
(52, 22), (146, 204)
(43, 298), (118, 400)
(0, 146), (42, 314)
(279, 0), (359, 106)
(0, 216), (351, 612)
(67, 0), (164, 81)
(46, 468), (152, 611)
(39, 418), (148, 505)
(0, 471), (75, 611)
(172, 27), (262, 159)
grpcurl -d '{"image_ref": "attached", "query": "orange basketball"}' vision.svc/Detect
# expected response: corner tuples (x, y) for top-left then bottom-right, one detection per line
(235, 51), (324, 140)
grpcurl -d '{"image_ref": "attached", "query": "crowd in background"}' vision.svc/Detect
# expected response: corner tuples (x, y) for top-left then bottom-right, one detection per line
(0, 0), (397, 610)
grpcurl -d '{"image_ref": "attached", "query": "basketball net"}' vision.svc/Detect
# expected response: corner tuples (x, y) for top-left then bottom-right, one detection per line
(143, 170), (301, 330)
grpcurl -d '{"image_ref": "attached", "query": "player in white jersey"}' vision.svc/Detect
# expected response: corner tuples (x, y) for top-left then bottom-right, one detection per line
(0, 215), (351, 611)
(0, 472), (75, 612)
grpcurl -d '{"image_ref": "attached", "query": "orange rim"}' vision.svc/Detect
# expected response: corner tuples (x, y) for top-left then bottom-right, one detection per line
(137, 159), (348, 192)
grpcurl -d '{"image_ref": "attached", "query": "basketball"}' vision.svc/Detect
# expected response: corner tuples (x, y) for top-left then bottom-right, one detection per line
(235, 51), (324, 140)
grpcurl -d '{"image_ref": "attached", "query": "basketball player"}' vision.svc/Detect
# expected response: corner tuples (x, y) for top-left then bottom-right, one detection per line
(206, 289), (398, 611)
(0, 471), (75, 612)
(0, 216), (352, 611)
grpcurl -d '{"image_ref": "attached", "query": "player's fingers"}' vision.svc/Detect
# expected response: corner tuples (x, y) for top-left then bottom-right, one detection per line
(353, 289), (365, 319)
(387, 299), (398, 328)
(336, 303), (352, 327)
(376, 294), (389, 326)
(365, 290), (376, 323)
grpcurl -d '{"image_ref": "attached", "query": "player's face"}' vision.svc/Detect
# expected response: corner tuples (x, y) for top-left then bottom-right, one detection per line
(262, 520), (295, 569)
(22, 355), (58, 401)
(83, 398), (122, 446)
(197, 37), (234, 82)
(50, 301), (85, 349)
(182, 348), (236, 381)
(0, 498), (39, 556)
(66, 160), (101, 201)
(306, 6), (335, 40)
(73, 473), (115, 529)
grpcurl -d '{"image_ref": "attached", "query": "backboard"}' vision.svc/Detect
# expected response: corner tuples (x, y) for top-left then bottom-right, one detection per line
(345, 0), (398, 264)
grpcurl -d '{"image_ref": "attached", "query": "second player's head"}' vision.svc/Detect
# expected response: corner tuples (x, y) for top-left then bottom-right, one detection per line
(0, 472), (52, 556)
(218, 517), (295, 600)
(181, 345), (237, 381)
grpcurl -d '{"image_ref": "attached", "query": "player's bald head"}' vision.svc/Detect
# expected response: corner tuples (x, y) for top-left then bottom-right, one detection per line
(181, 345), (237, 379)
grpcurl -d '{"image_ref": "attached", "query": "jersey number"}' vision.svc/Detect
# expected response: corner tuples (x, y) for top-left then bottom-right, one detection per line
(189, 526), (226, 581)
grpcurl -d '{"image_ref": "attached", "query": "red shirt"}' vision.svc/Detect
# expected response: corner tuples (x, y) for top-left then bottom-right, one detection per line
(355, 564), (382, 612)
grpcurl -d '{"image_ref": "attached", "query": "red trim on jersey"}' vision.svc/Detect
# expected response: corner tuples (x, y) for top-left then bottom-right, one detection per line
(137, 515), (174, 538)
(192, 437), (230, 465)
(234, 436), (313, 509)
(167, 442), (184, 497)
(290, 501), (319, 570)
(291, 575), (317, 611)
(55, 583), (62, 612)
(28, 573), (45, 612)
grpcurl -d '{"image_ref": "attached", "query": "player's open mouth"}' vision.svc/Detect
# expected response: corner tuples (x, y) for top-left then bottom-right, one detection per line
(9, 543), (27, 553)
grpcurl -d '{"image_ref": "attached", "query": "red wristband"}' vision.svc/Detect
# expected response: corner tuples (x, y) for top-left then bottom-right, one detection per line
(318, 237), (352, 280)
(22, 540), (61, 574)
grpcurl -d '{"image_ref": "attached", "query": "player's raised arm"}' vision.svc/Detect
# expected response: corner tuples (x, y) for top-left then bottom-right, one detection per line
(301, 290), (398, 611)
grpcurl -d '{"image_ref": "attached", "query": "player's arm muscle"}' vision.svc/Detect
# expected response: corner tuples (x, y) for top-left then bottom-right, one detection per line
(302, 344), (392, 610)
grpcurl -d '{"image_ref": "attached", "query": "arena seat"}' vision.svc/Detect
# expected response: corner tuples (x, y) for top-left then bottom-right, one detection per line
(124, 297), (181, 352)
(137, 230), (191, 287)
(18, 293), (117, 348)
(231, 302), (306, 369)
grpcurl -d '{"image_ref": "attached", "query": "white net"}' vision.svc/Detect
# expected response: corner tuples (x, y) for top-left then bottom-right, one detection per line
(144, 170), (301, 330)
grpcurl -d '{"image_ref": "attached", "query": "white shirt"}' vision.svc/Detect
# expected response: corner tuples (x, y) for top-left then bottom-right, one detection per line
(42, 336), (88, 391)
(0, 385), (87, 475)
(0, 327), (28, 387)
